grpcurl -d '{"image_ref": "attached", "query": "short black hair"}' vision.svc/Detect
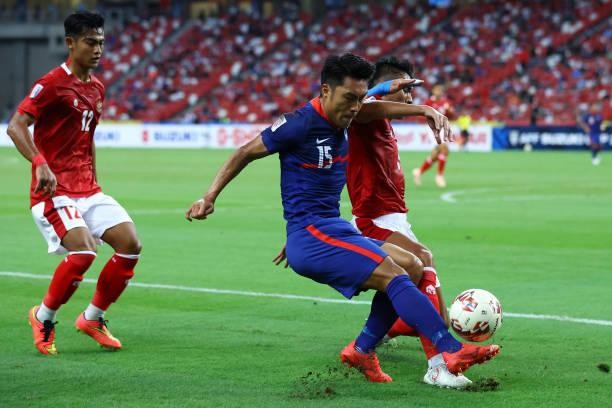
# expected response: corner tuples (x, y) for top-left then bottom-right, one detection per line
(320, 53), (375, 89)
(64, 11), (104, 38)
(370, 56), (414, 87)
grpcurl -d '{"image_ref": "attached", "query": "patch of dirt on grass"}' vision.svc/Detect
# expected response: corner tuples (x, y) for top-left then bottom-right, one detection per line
(463, 377), (501, 392)
(290, 365), (356, 399)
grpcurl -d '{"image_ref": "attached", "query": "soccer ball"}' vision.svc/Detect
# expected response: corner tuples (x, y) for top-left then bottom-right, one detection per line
(449, 289), (503, 342)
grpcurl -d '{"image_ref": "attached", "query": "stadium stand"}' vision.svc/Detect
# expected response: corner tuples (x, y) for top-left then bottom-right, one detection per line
(104, 5), (309, 121)
(176, 0), (610, 125)
(2, 0), (609, 125)
(100, 16), (182, 87)
(488, 15), (611, 125)
(392, 0), (611, 124)
(186, 1), (448, 123)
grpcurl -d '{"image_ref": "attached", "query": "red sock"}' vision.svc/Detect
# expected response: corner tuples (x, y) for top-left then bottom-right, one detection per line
(387, 269), (443, 360)
(437, 154), (447, 175)
(92, 253), (139, 310)
(387, 318), (417, 338)
(419, 157), (434, 174)
(417, 268), (441, 359)
(43, 252), (96, 309)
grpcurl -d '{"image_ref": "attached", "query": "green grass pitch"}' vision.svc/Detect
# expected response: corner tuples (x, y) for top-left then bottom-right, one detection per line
(0, 147), (610, 407)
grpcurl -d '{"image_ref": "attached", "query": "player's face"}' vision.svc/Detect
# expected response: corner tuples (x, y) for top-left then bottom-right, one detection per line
(322, 77), (369, 128)
(67, 28), (105, 70)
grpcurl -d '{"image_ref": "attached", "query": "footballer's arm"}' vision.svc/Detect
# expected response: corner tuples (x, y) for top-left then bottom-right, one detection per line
(355, 100), (451, 144)
(7, 112), (57, 196)
(186, 135), (271, 221)
(7, 111), (38, 161)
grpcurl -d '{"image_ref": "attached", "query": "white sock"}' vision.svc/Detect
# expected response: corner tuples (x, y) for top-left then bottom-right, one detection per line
(428, 353), (445, 369)
(84, 303), (105, 321)
(36, 303), (57, 322)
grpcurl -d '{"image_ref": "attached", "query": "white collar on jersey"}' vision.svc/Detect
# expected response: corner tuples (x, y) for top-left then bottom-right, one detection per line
(61, 62), (72, 75)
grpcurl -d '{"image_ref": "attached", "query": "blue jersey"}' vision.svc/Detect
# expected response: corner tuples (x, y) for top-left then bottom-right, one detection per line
(583, 113), (603, 136)
(261, 97), (348, 234)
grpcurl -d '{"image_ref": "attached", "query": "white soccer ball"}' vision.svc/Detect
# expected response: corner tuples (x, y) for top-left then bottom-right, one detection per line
(449, 289), (503, 342)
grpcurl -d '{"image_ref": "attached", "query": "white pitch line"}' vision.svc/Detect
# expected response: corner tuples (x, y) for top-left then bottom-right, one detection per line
(1, 271), (611, 327)
(438, 187), (609, 204)
(440, 191), (461, 203)
(440, 188), (511, 204)
(0, 271), (369, 305)
(440, 188), (494, 203)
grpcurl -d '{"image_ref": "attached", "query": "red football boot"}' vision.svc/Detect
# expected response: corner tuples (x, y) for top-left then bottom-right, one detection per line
(340, 341), (393, 383)
(443, 343), (500, 374)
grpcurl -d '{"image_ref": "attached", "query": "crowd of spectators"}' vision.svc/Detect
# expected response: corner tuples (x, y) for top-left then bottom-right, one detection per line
(100, 16), (181, 87)
(488, 16), (611, 124)
(104, 3), (307, 121)
(97, 0), (610, 125)
(185, 1), (447, 123)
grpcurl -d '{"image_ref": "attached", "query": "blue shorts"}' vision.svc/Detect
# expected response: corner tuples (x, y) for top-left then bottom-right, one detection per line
(590, 134), (601, 146)
(286, 218), (388, 299)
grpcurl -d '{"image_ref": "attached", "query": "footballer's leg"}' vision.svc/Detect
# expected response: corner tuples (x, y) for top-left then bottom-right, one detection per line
(359, 254), (460, 350)
(384, 231), (500, 374)
(436, 144), (449, 188)
(413, 146), (440, 186)
(29, 201), (97, 355)
(591, 141), (601, 165)
(287, 221), (396, 382)
(75, 221), (141, 350)
(30, 228), (98, 355)
(341, 291), (396, 383)
(359, 256), (471, 388)
(288, 220), (460, 386)
(384, 232), (449, 325)
(378, 242), (473, 387)
(343, 246), (425, 383)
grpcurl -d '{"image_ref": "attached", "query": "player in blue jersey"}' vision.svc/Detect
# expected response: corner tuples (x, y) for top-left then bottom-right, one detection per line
(577, 102), (604, 165)
(186, 53), (471, 387)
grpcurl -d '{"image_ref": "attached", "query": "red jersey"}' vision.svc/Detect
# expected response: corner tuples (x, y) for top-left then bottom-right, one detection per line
(347, 117), (408, 219)
(425, 96), (454, 119)
(17, 62), (104, 207)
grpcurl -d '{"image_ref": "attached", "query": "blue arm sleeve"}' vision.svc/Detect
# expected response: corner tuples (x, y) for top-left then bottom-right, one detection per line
(261, 112), (309, 154)
(367, 80), (393, 97)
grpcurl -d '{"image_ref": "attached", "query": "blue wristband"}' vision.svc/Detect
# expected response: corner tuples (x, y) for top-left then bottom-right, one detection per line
(367, 80), (393, 97)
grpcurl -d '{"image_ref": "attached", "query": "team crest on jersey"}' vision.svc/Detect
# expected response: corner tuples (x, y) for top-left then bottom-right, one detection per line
(73, 98), (78, 107)
(271, 114), (287, 132)
(96, 100), (103, 113)
(29, 84), (44, 99)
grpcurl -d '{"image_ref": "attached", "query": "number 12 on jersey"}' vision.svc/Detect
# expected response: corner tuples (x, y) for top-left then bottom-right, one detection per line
(81, 110), (94, 132)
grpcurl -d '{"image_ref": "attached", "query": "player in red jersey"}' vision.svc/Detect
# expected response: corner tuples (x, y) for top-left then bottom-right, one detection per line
(347, 57), (499, 387)
(6, 11), (142, 355)
(412, 83), (455, 188)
